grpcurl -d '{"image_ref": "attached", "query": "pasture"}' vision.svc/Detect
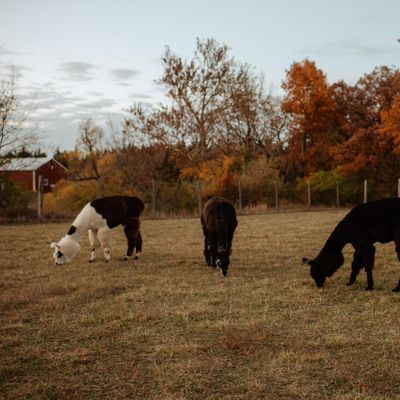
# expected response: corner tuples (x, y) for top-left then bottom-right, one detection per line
(1, 210), (400, 399)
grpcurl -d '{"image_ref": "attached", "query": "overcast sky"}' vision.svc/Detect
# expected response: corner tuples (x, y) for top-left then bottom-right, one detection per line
(1, 0), (399, 151)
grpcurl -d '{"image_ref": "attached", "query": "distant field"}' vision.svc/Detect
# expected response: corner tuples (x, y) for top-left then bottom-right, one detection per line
(1, 210), (400, 399)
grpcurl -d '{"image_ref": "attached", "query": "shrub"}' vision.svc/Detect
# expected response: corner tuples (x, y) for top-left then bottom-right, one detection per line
(295, 170), (342, 206)
(44, 179), (99, 215)
(0, 178), (34, 209)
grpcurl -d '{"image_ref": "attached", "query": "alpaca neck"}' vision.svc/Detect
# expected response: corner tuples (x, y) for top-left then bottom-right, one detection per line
(323, 223), (348, 253)
(68, 203), (94, 242)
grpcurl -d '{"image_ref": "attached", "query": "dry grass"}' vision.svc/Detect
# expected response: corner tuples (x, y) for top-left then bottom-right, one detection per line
(1, 210), (400, 399)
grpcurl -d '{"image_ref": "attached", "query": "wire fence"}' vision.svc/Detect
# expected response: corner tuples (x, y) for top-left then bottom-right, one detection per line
(145, 177), (400, 218)
(10, 174), (398, 222)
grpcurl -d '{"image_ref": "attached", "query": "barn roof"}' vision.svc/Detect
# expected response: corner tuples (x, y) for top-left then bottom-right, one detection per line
(0, 157), (68, 172)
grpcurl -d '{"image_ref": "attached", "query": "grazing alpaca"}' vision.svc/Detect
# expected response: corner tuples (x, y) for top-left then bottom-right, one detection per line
(201, 196), (238, 277)
(302, 198), (400, 291)
(51, 196), (144, 266)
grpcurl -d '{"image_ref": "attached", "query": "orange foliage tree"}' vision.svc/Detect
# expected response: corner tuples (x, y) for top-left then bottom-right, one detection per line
(381, 94), (400, 155)
(281, 60), (338, 178)
(332, 66), (400, 184)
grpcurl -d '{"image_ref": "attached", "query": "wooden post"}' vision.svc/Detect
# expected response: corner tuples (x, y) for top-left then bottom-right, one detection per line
(336, 182), (340, 208)
(363, 179), (367, 203)
(274, 181), (279, 212)
(398, 178), (400, 198)
(307, 179), (311, 209)
(197, 180), (202, 216)
(238, 178), (243, 212)
(37, 175), (43, 221)
(151, 179), (156, 219)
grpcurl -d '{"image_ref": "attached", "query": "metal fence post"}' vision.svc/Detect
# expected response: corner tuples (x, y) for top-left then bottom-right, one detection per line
(274, 181), (279, 212)
(398, 178), (400, 198)
(37, 175), (43, 221)
(152, 179), (156, 219)
(336, 182), (340, 208)
(363, 179), (368, 203)
(238, 178), (243, 212)
(307, 179), (311, 208)
(197, 180), (202, 216)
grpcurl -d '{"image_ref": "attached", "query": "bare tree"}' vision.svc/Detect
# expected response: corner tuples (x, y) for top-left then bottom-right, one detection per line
(68, 118), (105, 194)
(0, 66), (37, 164)
(125, 38), (255, 170)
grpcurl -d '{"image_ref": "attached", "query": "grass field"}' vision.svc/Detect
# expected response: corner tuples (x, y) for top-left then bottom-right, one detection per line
(1, 210), (400, 399)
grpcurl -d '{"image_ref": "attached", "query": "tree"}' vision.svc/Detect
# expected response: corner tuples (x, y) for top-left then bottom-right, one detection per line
(332, 66), (400, 184)
(124, 38), (262, 173)
(66, 118), (106, 195)
(0, 66), (38, 164)
(381, 94), (400, 155)
(282, 59), (338, 178)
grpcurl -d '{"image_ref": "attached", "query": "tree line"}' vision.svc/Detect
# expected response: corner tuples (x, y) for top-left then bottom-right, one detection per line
(1, 38), (400, 215)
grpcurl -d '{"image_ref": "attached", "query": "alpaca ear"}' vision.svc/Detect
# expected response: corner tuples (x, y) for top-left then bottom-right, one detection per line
(50, 242), (60, 249)
(302, 257), (314, 267)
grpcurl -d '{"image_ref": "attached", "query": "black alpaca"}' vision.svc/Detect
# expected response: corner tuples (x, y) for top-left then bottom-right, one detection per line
(201, 197), (238, 276)
(303, 198), (400, 291)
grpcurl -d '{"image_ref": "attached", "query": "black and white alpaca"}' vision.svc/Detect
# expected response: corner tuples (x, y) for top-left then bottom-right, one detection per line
(201, 196), (238, 277)
(51, 196), (144, 266)
(303, 198), (400, 291)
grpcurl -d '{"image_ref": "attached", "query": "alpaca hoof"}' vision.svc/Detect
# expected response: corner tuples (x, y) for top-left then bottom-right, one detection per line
(123, 256), (128, 261)
(365, 287), (373, 291)
(392, 287), (400, 292)
(134, 255), (138, 260)
(89, 259), (95, 263)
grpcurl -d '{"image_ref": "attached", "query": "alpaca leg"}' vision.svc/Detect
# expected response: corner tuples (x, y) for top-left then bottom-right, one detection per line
(88, 229), (98, 262)
(359, 244), (375, 291)
(210, 241), (217, 268)
(98, 227), (111, 262)
(135, 230), (142, 259)
(393, 237), (400, 292)
(203, 236), (212, 266)
(347, 251), (363, 286)
(123, 223), (138, 261)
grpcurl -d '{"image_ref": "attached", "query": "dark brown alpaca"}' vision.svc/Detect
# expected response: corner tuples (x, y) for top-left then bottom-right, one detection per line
(303, 198), (400, 291)
(201, 197), (238, 277)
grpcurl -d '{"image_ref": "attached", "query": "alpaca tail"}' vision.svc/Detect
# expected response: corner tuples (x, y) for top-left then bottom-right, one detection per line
(302, 257), (312, 265)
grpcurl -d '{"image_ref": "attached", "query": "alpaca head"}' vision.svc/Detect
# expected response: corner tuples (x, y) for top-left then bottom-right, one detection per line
(50, 236), (81, 266)
(216, 248), (231, 277)
(302, 250), (344, 288)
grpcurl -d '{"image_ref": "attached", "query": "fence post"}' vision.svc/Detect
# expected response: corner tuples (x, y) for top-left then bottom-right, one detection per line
(151, 179), (156, 219)
(238, 178), (243, 212)
(398, 178), (400, 198)
(197, 180), (202, 216)
(274, 181), (279, 212)
(37, 175), (43, 221)
(307, 179), (311, 208)
(363, 179), (368, 203)
(336, 182), (340, 208)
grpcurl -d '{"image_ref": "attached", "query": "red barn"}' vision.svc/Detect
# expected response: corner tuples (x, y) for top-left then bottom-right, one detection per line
(0, 157), (68, 193)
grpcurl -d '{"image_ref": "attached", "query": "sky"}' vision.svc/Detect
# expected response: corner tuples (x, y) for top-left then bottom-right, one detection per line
(1, 0), (399, 151)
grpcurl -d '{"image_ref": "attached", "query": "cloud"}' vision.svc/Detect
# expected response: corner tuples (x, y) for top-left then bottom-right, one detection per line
(59, 61), (96, 81)
(109, 68), (141, 82)
(0, 47), (19, 56)
(0, 63), (32, 80)
(19, 86), (85, 115)
(76, 98), (117, 110)
(129, 93), (152, 100)
(300, 40), (396, 58)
